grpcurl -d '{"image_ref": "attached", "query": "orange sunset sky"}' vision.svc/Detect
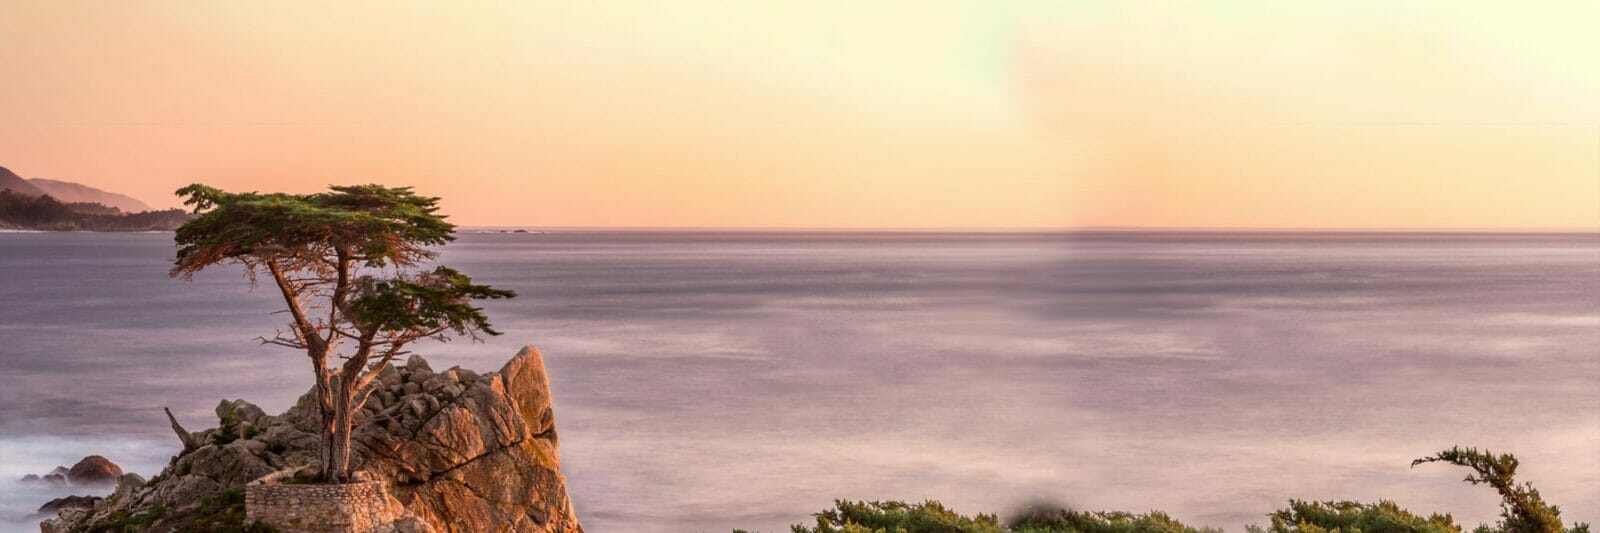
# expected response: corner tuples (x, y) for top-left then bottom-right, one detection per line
(1, 1), (1596, 229)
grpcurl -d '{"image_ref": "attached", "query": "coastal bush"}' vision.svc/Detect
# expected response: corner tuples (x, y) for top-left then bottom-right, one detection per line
(213, 406), (242, 445)
(177, 487), (276, 533)
(1010, 507), (1218, 533)
(764, 500), (1483, 533)
(782, 500), (1217, 533)
(790, 499), (1005, 533)
(754, 446), (1590, 533)
(1251, 500), (1460, 533)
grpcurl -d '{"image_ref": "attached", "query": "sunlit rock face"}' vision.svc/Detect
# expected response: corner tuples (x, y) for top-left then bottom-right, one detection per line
(351, 346), (582, 533)
(40, 346), (582, 533)
(63, 457), (123, 487)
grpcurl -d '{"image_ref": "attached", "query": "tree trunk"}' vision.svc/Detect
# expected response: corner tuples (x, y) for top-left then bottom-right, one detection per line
(326, 338), (377, 484)
(327, 374), (354, 483)
(310, 354), (340, 483)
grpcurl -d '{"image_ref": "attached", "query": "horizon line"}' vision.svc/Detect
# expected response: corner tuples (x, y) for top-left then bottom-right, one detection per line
(456, 225), (1600, 234)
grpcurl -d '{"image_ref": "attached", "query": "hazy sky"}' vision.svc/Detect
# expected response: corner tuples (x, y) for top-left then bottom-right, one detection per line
(1, 1), (1596, 229)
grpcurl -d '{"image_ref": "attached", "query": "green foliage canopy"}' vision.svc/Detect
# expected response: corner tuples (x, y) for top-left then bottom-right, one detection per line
(343, 266), (515, 341)
(172, 183), (455, 279)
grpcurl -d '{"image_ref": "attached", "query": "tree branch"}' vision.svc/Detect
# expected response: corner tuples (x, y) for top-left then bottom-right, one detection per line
(325, 250), (353, 347)
(350, 356), (403, 411)
(266, 259), (326, 355)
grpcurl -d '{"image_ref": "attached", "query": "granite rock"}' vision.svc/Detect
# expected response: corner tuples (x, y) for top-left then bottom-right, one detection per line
(39, 346), (582, 532)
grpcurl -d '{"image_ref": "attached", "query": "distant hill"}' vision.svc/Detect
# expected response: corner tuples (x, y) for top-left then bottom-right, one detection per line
(0, 166), (47, 197)
(28, 178), (152, 213)
(0, 189), (191, 231)
(0, 165), (188, 231)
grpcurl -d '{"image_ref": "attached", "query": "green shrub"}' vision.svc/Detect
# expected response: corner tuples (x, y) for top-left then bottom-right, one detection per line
(791, 499), (1005, 533)
(214, 406), (242, 445)
(782, 500), (1220, 533)
(1011, 507), (1219, 533)
(178, 487), (276, 533)
(753, 447), (1587, 533)
(1250, 500), (1460, 533)
(87, 506), (168, 532)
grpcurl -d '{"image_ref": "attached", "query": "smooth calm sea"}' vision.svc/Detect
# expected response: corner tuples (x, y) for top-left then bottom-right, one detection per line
(1, 231), (1597, 532)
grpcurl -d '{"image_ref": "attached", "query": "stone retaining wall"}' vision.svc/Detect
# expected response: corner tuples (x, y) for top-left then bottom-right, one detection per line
(245, 476), (398, 533)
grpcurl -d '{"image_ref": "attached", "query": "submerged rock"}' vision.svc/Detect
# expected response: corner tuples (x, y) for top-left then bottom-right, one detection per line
(20, 457), (123, 488)
(40, 346), (582, 532)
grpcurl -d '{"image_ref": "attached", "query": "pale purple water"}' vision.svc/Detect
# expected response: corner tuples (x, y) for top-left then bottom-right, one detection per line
(1, 231), (1597, 532)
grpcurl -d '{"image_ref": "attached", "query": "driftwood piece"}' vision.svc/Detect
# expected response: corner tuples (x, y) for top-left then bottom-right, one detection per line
(164, 407), (199, 453)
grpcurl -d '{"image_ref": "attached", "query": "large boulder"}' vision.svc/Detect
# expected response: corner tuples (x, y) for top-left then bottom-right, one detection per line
(39, 346), (583, 533)
(65, 455), (123, 486)
(176, 440), (276, 487)
(216, 399), (267, 424)
(144, 474), (223, 510)
(353, 346), (580, 532)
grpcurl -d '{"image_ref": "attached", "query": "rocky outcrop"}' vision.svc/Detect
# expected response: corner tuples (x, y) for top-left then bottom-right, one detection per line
(40, 346), (581, 532)
(65, 456), (123, 486)
(353, 348), (580, 532)
(35, 496), (101, 516)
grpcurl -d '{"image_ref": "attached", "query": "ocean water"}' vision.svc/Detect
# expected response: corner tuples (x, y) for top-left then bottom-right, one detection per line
(1, 231), (1597, 532)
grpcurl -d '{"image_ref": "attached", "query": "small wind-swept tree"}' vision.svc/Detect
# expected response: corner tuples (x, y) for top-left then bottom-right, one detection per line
(171, 184), (514, 483)
(1412, 447), (1586, 533)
